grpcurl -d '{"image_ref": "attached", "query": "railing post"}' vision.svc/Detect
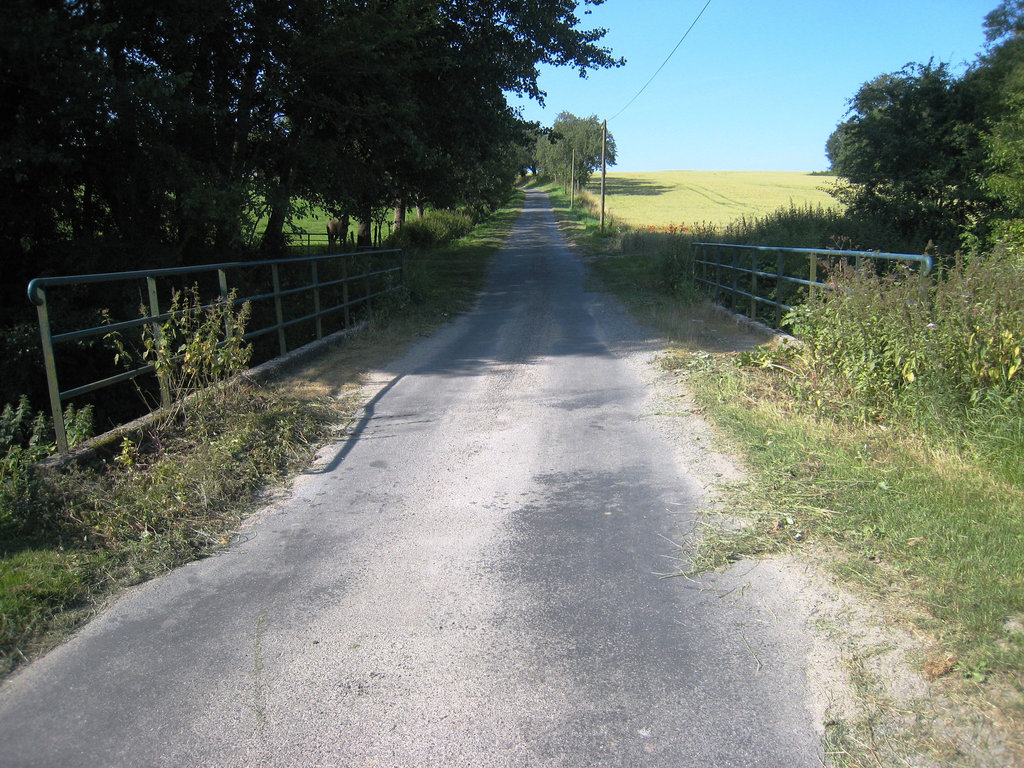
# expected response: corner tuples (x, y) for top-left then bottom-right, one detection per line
(808, 252), (818, 300)
(363, 251), (372, 316)
(271, 263), (287, 355)
(776, 249), (785, 327)
(750, 249), (758, 321)
(34, 287), (69, 454)
(342, 254), (351, 327)
(730, 246), (739, 312)
(311, 261), (323, 340)
(147, 276), (172, 410)
(714, 247), (722, 303)
(218, 268), (230, 338)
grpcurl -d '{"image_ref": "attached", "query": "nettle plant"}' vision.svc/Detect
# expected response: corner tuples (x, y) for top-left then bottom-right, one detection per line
(777, 250), (1023, 423)
(145, 286), (252, 402)
(111, 286), (253, 411)
(782, 260), (931, 419)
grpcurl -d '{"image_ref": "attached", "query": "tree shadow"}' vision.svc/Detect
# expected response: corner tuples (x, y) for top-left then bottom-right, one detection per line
(592, 177), (674, 197)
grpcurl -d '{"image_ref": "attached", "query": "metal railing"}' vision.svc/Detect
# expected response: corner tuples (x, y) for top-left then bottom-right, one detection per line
(27, 248), (403, 453)
(692, 243), (933, 327)
(282, 227), (393, 253)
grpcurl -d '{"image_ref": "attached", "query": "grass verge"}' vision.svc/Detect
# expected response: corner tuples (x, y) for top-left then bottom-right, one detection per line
(0, 190), (523, 680)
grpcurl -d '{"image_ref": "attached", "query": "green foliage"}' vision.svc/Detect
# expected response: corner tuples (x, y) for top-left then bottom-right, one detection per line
(930, 250), (1024, 402)
(1, 0), (619, 274)
(751, 250), (1024, 486)
(0, 397), (52, 462)
(823, 4), (1024, 256)
(108, 287), (252, 411)
(389, 210), (475, 248)
(782, 263), (932, 420)
(534, 112), (616, 191)
(0, 398), (93, 549)
(980, 20), (1024, 250)
(826, 61), (991, 255)
(143, 287), (252, 404)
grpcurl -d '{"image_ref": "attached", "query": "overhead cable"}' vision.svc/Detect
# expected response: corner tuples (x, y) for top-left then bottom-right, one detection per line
(609, 0), (714, 122)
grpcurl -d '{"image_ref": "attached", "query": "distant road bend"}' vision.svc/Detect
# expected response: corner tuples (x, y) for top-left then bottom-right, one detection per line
(0, 189), (824, 767)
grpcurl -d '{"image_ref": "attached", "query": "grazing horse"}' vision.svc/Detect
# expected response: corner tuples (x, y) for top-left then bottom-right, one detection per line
(327, 217), (347, 250)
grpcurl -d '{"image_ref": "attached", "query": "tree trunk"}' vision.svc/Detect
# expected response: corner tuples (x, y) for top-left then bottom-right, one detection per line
(261, 204), (288, 254)
(357, 206), (373, 248)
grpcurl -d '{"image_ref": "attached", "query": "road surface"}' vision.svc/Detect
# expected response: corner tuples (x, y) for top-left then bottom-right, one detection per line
(0, 189), (824, 766)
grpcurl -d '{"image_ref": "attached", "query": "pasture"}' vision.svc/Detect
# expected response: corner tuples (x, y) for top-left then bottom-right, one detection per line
(587, 170), (839, 228)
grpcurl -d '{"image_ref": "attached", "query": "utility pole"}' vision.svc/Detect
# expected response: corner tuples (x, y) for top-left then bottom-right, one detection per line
(570, 147), (575, 209)
(600, 120), (607, 233)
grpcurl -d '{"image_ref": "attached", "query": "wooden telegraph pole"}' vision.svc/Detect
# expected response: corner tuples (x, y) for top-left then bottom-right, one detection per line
(600, 120), (607, 233)
(570, 147), (576, 208)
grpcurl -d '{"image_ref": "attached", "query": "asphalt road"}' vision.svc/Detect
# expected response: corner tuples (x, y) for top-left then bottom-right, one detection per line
(0, 189), (824, 767)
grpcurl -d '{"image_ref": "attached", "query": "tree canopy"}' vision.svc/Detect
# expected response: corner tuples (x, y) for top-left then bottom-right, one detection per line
(825, 0), (1024, 255)
(0, 0), (621, 301)
(533, 112), (616, 191)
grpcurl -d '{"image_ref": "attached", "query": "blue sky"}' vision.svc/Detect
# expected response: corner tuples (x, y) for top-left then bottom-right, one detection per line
(511, 0), (997, 172)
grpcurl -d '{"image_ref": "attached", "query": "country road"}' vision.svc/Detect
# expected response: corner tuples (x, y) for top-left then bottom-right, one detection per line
(0, 189), (826, 767)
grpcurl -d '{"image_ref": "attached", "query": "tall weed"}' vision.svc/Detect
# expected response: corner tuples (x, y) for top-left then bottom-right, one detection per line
(782, 261), (931, 420)
(1, 398), (93, 548)
(141, 287), (252, 405)
(760, 250), (1024, 485)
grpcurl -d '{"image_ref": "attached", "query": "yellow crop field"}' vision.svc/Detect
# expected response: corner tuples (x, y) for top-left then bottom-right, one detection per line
(585, 170), (839, 229)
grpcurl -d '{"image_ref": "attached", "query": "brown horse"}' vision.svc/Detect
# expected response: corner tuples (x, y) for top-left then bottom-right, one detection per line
(327, 217), (348, 250)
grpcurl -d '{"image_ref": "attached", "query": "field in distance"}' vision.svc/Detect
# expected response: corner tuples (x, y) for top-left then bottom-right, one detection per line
(586, 170), (839, 229)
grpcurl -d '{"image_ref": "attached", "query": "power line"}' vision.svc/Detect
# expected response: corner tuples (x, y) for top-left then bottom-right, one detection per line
(608, 0), (714, 122)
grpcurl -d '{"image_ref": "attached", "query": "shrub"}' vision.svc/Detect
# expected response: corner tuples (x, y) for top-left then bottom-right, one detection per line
(782, 261), (931, 420)
(0, 397), (93, 547)
(928, 249), (1024, 404)
(390, 210), (474, 248)
(107, 286), (252, 412)
(756, 249), (1023, 484)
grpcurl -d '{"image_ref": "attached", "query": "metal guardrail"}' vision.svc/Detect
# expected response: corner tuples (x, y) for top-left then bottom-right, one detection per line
(692, 242), (933, 327)
(28, 248), (403, 453)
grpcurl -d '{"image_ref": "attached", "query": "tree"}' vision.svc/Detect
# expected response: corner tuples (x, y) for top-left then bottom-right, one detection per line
(269, 0), (622, 247)
(535, 112), (616, 191)
(825, 62), (989, 254)
(0, 0), (621, 278)
(978, 1), (1024, 250)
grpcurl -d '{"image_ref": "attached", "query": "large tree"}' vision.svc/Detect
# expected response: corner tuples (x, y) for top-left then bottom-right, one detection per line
(535, 112), (616, 191)
(275, 0), (623, 246)
(825, 61), (990, 254)
(0, 0), (621, 288)
(978, 0), (1024, 250)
